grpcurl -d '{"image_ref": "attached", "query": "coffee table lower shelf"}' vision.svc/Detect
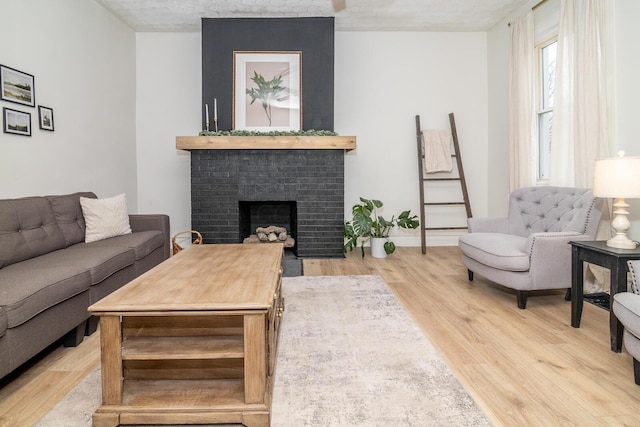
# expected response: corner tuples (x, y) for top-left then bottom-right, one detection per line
(93, 379), (272, 426)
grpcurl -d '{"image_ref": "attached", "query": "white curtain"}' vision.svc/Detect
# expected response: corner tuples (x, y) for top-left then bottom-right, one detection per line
(549, 0), (614, 187)
(508, 11), (536, 192)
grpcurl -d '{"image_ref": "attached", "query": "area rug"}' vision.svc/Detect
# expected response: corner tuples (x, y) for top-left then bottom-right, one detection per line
(36, 275), (490, 426)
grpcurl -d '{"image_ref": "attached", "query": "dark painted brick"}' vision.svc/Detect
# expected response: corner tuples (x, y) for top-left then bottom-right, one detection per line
(191, 149), (345, 258)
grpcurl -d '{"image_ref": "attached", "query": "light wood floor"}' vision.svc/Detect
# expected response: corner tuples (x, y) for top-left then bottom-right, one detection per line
(1, 246), (639, 426)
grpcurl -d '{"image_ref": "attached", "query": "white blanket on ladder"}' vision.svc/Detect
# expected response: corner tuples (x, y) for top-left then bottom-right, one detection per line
(421, 130), (453, 173)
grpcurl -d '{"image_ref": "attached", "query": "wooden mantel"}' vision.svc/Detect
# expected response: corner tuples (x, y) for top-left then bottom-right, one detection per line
(176, 135), (356, 151)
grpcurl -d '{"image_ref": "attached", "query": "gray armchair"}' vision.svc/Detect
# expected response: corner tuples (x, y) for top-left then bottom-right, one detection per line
(458, 186), (603, 309)
(612, 260), (640, 384)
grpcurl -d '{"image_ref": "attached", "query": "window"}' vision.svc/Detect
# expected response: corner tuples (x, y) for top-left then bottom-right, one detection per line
(537, 39), (557, 183)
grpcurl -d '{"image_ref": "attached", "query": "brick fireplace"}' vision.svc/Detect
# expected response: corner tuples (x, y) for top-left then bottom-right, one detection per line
(190, 148), (347, 258)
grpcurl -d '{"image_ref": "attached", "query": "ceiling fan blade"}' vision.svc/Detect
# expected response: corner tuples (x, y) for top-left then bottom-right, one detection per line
(332, 0), (346, 12)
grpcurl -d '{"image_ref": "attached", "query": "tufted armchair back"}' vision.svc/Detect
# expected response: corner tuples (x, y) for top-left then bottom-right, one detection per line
(507, 187), (599, 238)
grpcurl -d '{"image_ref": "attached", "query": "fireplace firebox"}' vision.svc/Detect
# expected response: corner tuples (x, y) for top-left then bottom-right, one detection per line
(239, 200), (297, 253)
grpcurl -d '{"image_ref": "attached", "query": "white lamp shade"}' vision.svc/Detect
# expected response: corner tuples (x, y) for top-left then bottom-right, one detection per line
(593, 156), (640, 198)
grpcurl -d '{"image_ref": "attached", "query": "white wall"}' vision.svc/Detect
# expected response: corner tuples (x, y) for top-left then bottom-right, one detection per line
(0, 0), (138, 208)
(335, 32), (489, 246)
(135, 33), (201, 236)
(486, 0), (640, 241)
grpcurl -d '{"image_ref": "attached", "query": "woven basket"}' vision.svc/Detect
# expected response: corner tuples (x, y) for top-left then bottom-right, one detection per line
(171, 230), (203, 255)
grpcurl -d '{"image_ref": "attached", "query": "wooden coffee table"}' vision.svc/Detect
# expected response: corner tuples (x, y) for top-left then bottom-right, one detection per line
(88, 243), (284, 427)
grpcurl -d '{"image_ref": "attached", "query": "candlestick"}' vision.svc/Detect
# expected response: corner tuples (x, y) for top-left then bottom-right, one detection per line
(205, 103), (209, 129)
(214, 98), (217, 120)
(214, 118), (218, 132)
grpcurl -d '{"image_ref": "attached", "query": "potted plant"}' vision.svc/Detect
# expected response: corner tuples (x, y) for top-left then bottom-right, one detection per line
(344, 197), (419, 258)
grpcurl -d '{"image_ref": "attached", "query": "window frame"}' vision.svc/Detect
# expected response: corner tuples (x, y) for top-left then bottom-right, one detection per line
(535, 36), (558, 186)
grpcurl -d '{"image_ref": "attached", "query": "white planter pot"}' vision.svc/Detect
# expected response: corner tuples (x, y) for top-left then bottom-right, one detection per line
(370, 237), (388, 258)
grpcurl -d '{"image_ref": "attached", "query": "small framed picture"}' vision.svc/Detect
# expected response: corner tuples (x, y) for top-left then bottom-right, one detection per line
(38, 105), (54, 131)
(3, 107), (31, 136)
(1, 65), (35, 107)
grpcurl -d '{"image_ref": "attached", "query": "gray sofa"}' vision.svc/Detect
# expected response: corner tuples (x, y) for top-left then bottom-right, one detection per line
(0, 192), (170, 379)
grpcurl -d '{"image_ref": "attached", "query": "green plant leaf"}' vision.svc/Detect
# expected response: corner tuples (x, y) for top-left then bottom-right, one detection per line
(397, 210), (419, 229)
(384, 241), (396, 254)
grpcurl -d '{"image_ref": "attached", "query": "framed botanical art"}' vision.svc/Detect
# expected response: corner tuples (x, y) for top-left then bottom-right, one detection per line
(0, 65), (35, 107)
(233, 51), (301, 131)
(3, 107), (31, 136)
(38, 105), (54, 131)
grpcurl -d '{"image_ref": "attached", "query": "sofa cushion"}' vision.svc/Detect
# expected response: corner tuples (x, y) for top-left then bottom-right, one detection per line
(47, 192), (96, 246)
(458, 233), (530, 272)
(0, 257), (91, 328)
(87, 230), (165, 260)
(57, 244), (136, 286)
(0, 196), (66, 269)
(80, 193), (132, 243)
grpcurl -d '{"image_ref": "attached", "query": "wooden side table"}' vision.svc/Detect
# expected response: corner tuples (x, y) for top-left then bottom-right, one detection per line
(570, 240), (640, 352)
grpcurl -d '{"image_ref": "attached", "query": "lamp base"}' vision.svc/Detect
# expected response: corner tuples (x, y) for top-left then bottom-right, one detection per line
(606, 234), (637, 249)
(606, 198), (636, 249)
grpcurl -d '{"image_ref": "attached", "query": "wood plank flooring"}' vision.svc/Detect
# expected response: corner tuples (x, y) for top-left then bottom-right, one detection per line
(1, 246), (639, 426)
(305, 247), (640, 426)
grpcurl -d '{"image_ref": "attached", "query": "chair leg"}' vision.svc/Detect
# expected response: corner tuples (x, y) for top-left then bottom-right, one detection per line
(517, 291), (527, 309)
(467, 270), (474, 281)
(634, 358), (640, 385)
(564, 288), (571, 301)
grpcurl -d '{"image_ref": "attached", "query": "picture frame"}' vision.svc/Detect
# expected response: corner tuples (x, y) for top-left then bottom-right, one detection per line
(233, 51), (302, 131)
(3, 107), (31, 136)
(38, 105), (54, 131)
(1, 65), (35, 107)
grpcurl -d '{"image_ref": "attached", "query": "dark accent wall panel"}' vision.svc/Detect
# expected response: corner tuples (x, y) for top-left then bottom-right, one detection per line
(202, 17), (335, 131)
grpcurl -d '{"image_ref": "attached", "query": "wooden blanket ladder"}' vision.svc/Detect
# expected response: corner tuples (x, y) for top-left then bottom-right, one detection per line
(415, 113), (472, 254)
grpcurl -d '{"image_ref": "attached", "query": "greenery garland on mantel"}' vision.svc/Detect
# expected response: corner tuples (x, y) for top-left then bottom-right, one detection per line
(198, 129), (338, 137)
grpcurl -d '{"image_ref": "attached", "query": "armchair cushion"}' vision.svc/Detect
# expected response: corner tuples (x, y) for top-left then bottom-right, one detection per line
(458, 233), (529, 271)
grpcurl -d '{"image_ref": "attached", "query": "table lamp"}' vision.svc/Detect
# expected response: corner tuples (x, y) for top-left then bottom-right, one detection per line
(593, 151), (640, 249)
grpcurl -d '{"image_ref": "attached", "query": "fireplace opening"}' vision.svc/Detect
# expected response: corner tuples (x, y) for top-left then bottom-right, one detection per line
(239, 201), (298, 255)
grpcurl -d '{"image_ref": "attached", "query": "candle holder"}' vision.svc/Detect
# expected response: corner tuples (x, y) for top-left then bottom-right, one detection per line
(205, 122), (210, 132)
(214, 118), (218, 132)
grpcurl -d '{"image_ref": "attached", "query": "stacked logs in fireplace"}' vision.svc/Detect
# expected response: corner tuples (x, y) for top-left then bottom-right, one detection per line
(243, 225), (295, 248)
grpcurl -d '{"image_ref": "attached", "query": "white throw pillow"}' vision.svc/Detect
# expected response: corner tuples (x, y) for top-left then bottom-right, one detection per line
(80, 193), (132, 243)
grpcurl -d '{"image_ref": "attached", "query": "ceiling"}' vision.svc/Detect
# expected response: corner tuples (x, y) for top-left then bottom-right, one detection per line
(95, 0), (532, 32)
